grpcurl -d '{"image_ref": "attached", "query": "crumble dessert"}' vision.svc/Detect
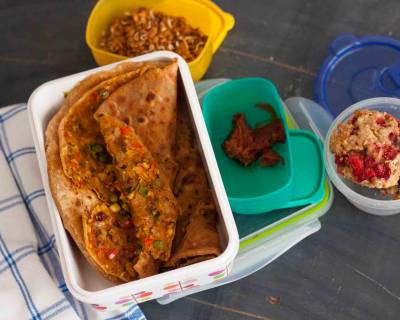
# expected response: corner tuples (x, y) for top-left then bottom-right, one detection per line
(330, 109), (400, 189)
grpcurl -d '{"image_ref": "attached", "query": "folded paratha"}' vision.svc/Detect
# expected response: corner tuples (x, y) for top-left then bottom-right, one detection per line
(96, 113), (179, 263)
(95, 61), (179, 187)
(164, 108), (221, 269)
(46, 58), (221, 284)
(46, 61), (167, 283)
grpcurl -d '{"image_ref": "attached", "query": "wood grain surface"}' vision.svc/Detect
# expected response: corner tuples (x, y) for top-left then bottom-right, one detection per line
(1, 1), (399, 319)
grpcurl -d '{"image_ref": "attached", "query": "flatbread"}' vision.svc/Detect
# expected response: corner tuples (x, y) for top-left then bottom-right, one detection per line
(58, 63), (162, 202)
(163, 205), (221, 269)
(96, 60), (179, 187)
(45, 62), (162, 283)
(96, 113), (179, 264)
(165, 108), (221, 268)
(46, 59), (221, 283)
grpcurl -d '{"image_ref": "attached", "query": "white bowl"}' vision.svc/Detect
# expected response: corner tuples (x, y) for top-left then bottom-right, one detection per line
(27, 51), (239, 307)
(324, 97), (400, 216)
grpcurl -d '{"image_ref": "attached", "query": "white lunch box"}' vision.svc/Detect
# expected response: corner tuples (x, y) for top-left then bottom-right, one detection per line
(27, 52), (240, 308)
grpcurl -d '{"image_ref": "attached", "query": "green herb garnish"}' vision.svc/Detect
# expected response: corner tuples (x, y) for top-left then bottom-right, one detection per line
(138, 186), (148, 196)
(100, 90), (109, 99)
(153, 240), (163, 250)
(109, 193), (118, 203)
(89, 143), (104, 153)
(121, 202), (129, 212)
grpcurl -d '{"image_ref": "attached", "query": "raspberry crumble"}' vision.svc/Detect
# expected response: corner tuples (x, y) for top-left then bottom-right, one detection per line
(330, 109), (400, 189)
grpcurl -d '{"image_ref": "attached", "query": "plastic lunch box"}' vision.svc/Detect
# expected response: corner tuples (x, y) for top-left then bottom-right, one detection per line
(86, 0), (234, 81)
(27, 52), (239, 306)
(27, 62), (332, 311)
(157, 79), (334, 304)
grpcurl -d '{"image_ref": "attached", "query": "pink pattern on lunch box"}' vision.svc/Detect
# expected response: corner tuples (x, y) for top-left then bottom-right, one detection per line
(92, 304), (107, 311)
(209, 268), (228, 281)
(163, 282), (181, 294)
(180, 277), (199, 290)
(115, 297), (134, 305)
(133, 291), (153, 303)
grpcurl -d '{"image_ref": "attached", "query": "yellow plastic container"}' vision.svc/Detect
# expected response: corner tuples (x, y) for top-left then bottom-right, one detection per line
(86, 0), (235, 81)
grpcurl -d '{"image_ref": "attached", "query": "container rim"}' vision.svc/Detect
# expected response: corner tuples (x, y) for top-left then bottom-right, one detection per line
(324, 96), (400, 208)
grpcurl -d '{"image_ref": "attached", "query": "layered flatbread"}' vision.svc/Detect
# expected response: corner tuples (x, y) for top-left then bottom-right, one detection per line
(96, 113), (179, 263)
(58, 64), (156, 202)
(95, 61), (179, 187)
(165, 108), (221, 268)
(48, 62), (166, 282)
(46, 62), (153, 283)
(46, 59), (221, 283)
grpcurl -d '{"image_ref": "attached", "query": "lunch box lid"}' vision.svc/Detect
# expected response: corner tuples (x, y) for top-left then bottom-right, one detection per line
(314, 34), (400, 116)
(202, 78), (325, 214)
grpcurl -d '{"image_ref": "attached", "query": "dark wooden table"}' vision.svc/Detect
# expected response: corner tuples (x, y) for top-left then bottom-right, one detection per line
(1, 1), (399, 319)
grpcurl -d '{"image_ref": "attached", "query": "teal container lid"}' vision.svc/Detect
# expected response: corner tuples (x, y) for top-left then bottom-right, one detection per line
(202, 78), (325, 214)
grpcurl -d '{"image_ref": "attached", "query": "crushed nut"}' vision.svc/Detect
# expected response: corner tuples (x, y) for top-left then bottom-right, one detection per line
(99, 7), (208, 62)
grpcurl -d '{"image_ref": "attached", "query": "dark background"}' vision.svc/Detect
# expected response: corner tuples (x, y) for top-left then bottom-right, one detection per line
(1, 1), (399, 319)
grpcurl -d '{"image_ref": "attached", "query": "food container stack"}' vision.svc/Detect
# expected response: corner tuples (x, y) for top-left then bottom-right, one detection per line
(27, 0), (400, 311)
(315, 35), (400, 215)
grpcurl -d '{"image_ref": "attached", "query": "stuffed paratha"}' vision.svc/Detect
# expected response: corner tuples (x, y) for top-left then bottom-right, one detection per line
(95, 60), (179, 187)
(165, 108), (221, 268)
(46, 59), (221, 284)
(58, 63), (159, 202)
(96, 113), (179, 263)
(46, 62), (163, 283)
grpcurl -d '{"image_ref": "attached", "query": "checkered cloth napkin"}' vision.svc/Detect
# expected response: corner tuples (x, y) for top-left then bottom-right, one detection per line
(0, 104), (146, 320)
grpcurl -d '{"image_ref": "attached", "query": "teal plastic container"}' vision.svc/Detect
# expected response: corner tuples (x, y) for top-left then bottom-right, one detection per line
(202, 78), (294, 213)
(202, 78), (325, 214)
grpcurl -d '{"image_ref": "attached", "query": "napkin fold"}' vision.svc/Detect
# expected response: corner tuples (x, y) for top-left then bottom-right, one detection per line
(0, 104), (146, 320)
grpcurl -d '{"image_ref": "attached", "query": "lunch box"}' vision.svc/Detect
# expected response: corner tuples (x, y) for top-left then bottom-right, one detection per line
(27, 52), (239, 306)
(27, 61), (332, 311)
(86, 0), (234, 81)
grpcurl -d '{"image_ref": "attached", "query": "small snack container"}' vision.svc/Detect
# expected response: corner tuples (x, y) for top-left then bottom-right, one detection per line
(324, 97), (400, 216)
(202, 78), (325, 214)
(27, 51), (239, 308)
(86, 0), (235, 81)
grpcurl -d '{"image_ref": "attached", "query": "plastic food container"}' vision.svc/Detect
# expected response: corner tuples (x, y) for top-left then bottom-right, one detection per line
(157, 90), (334, 304)
(202, 78), (325, 214)
(27, 51), (239, 307)
(325, 97), (400, 215)
(86, 0), (235, 81)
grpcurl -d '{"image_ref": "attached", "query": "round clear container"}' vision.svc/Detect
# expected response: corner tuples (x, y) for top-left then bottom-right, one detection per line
(324, 97), (400, 216)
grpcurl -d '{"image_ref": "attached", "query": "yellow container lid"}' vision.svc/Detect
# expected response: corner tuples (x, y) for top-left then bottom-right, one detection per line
(86, 0), (235, 81)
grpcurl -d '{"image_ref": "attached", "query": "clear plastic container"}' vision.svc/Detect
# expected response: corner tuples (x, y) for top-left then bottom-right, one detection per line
(324, 97), (400, 215)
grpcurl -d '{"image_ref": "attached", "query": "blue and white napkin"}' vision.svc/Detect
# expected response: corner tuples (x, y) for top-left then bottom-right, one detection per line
(0, 104), (146, 320)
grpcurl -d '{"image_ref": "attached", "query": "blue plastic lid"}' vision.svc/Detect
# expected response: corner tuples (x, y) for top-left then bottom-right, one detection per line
(314, 34), (400, 116)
